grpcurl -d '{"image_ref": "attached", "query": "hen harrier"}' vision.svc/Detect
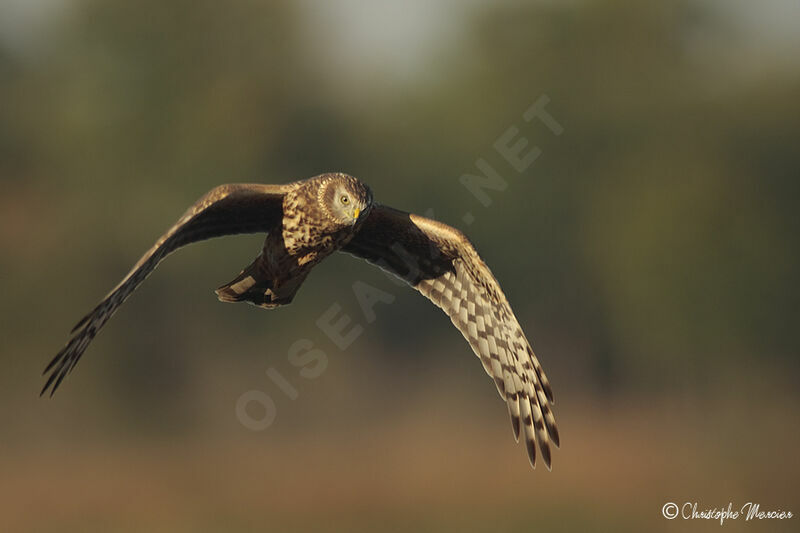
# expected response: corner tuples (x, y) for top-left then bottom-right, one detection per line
(42, 173), (559, 469)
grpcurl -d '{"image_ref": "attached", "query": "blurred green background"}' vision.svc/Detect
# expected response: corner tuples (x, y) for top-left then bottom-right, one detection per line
(1, 0), (798, 531)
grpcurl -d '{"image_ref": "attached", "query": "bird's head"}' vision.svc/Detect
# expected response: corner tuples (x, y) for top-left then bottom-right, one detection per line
(318, 173), (373, 227)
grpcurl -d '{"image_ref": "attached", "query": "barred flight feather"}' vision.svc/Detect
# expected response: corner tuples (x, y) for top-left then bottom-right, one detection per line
(343, 205), (559, 469)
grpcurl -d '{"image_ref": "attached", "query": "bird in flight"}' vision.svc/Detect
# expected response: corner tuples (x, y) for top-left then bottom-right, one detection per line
(42, 173), (559, 469)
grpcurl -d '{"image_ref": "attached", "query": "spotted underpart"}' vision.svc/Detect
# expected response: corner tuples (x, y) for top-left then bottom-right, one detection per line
(216, 174), (371, 307)
(43, 173), (558, 471)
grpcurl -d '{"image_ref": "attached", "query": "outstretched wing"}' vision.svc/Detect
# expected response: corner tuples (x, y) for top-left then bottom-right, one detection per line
(342, 205), (559, 469)
(42, 183), (293, 396)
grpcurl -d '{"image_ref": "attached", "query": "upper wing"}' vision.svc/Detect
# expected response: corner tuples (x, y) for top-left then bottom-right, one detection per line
(342, 204), (559, 469)
(42, 183), (293, 396)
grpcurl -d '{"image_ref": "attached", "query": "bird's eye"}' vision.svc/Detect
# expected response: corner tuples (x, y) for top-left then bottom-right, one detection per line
(340, 195), (349, 205)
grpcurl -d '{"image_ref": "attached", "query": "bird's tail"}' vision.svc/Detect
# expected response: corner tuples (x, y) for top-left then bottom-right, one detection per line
(215, 257), (299, 308)
(216, 257), (279, 308)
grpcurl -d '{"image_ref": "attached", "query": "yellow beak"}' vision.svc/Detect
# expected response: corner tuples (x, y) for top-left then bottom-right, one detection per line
(353, 208), (360, 219)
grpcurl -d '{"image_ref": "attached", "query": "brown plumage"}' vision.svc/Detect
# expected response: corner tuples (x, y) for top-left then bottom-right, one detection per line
(43, 172), (558, 469)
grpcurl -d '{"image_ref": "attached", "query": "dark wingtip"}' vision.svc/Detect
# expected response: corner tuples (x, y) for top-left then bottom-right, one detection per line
(549, 424), (561, 448)
(510, 415), (521, 442)
(540, 442), (552, 471)
(51, 370), (67, 396)
(42, 362), (70, 397)
(70, 313), (90, 334)
(505, 398), (520, 442)
(42, 334), (81, 396)
(40, 368), (59, 397)
(525, 436), (537, 469)
(42, 349), (64, 375)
